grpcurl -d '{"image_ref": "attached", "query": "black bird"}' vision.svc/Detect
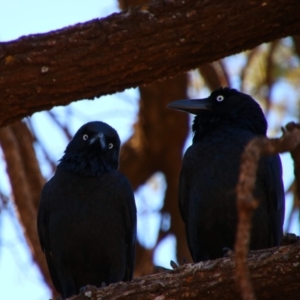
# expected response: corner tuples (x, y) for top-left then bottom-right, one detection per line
(37, 121), (136, 298)
(168, 87), (285, 262)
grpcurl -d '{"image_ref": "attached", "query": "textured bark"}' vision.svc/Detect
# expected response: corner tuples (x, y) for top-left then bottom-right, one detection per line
(1, 0), (300, 126)
(0, 124), (56, 295)
(70, 242), (300, 300)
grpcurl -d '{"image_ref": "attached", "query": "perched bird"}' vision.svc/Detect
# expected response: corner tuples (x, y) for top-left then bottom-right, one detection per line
(37, 121), (136, 298)
(168, 87), (285, 262)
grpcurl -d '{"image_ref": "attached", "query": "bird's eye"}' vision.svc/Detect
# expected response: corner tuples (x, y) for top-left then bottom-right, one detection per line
(108, 143), (113, 149)
(216, 95), (224, 102)
(83, 134), (89, 141)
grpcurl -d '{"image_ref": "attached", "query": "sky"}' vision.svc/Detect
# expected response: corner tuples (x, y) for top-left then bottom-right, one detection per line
(0, 1), (298, 299)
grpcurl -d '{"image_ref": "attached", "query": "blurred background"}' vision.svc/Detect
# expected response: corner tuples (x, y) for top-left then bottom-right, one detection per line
(0, 1), (299, 299)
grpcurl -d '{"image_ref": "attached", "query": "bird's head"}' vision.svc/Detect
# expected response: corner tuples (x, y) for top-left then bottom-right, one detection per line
(168, 87), (267, 140)
(59, 121), (121, 176)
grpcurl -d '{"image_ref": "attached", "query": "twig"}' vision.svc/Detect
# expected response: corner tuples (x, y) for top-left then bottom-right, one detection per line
(235, 122), (300, 300)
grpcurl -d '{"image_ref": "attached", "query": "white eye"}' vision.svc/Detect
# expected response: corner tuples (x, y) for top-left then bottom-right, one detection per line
(108, 143), (113, 149)
(216, 95), (224, 102)
(83, 134), (88, 141)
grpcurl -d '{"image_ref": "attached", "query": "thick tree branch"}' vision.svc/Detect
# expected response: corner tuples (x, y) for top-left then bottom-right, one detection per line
(1, 0), (300, 126)
(70, 242), (300, 300)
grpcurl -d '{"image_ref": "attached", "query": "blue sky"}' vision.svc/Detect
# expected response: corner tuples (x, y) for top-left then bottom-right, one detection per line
(0, 1), (298, 299)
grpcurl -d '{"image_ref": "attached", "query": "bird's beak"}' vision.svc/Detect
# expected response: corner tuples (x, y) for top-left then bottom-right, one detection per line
(167, 98), (213, 115)
(90, 132), (106, 149)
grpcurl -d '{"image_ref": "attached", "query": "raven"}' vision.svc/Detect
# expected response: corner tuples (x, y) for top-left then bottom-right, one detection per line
(37, 121), (136, 298)
(168, 87), (285, 262)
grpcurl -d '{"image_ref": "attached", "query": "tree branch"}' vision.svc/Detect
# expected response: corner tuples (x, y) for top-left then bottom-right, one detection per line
(70, 242), (300, 300)
(235, 123), (300, 300)
(10, 121), (45, 211)
(0, 124), (56, 295)
(1, 0), (300, 125)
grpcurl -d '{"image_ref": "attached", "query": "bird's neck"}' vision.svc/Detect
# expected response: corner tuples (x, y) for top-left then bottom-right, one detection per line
(192, 110), (267, 143)
(58, 152), (115, 177)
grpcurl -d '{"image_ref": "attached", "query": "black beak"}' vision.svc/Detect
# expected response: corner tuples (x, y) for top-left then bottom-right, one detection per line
(167, 98), (212, 115)
(90, 132), (107, 149)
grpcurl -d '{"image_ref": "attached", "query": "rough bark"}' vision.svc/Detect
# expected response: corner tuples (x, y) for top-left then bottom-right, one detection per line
(1, 0), (300, 126)
(70, 242), (300, 300)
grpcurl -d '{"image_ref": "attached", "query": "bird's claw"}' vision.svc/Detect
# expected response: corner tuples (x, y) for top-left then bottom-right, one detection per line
(79, 284), (98, 295)
(222, 247), (234, 258)
(170, 260), (179, 269)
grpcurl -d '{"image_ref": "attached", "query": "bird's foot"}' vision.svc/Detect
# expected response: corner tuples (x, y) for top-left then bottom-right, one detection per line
(79, 284), (99, 297)
(281, 233), (300, 245)
(222, 247), (234, 258)
(153, 265), (171, 273)
(170, 260), (179, 269)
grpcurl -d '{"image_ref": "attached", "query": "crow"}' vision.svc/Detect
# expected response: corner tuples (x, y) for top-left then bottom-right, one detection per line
(168, 87), (285, 262)
(37, 121), (136, 298)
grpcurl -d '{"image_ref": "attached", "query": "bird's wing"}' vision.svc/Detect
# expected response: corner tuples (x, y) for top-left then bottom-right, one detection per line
(179, 164), (200, 262)
(265, 154), (285, 245)
(37, 181), (63, 294)
(178, 167), (189, 223)
(118, 175), (137, 281)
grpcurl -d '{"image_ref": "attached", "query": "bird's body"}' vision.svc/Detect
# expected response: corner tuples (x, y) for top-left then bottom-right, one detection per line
(37, 122), (136, 298)
(168, 88), (284, 262)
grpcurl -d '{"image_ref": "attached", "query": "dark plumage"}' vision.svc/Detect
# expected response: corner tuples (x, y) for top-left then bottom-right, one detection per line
(168, 88), (285, 262)
(37, 121), (136, 298)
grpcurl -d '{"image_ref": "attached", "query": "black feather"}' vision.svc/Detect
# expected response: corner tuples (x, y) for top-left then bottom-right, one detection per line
(37, 121), (136, 298)
(169, 87), (284, 262)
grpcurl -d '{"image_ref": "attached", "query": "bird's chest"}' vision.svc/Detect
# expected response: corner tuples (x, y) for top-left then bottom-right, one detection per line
(183, 131), (254, 212)
(186, 136), (245, 181)
(47, 177), (124, 242)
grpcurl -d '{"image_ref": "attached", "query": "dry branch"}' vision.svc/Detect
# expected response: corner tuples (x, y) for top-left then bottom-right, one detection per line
(1, 0), (300, 126)
(10, 121), (45, 211)
(70, 242), (300, 300)
(235, 123), (300, 300)
(0, 124), (56, 295)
